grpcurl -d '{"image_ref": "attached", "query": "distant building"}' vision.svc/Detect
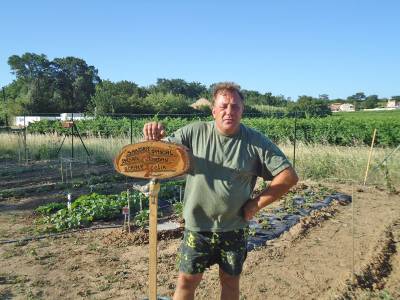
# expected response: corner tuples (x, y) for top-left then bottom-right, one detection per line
(339, 103), (355, 112)
(387, 99), (400, 108)
(329, 103), (342, 112)
(60, 113), (91, 121)
(330, 103), (355, 112)
(14, 116), (58, 127)
(14, 113), (92, 127)
(190, 98), (212, 110)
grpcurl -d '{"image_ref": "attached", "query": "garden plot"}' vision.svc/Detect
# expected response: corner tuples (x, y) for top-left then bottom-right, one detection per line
(0, 160), (399, 299)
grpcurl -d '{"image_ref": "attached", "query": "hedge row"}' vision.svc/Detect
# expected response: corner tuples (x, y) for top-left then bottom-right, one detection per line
(26, 116), (400, 146)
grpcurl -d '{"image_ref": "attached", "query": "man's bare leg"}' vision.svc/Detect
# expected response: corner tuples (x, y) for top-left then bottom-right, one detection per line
(219, 268), (240, 300)
(173, 272), (203, 300)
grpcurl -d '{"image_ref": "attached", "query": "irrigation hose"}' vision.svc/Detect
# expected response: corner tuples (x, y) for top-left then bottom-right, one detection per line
(0, 205), (179, 245)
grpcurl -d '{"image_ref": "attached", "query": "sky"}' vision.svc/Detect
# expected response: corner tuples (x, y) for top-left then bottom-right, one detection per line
(1, 0), (399, 100)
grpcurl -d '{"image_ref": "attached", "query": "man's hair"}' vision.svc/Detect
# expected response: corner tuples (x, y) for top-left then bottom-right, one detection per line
(211, 82), (244, 105)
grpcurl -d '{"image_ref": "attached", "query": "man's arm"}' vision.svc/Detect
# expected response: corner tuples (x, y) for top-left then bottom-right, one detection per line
(243, 167), (299, 221)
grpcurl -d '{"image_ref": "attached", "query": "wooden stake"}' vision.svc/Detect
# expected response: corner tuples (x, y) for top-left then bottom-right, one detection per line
(363, 128), (377, 185)
(149, 179), (160, 300)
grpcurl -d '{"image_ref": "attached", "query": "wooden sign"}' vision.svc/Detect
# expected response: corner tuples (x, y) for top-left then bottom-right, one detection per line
(114, 141), (190, 179)
(115, 140), (190, 300)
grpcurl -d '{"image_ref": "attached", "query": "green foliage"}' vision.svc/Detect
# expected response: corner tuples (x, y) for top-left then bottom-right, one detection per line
(6, 53), (100, 114)
(40, 191), (148, 232)
(287, 96), (331, 118)
(241, 90), (289, 107)
(25, 111), (400, 147)
(149, 78), (207, 99)
(172, 202), (184, 217)
(133, 209), (150, 227)
(144, 92), (197, 114)
(35, 202), (67, 216)
(88, 80), (149, 115)
(243, 115), (400, 146)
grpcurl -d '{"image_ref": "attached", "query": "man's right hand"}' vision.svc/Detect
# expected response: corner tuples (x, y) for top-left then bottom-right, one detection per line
(143, 122), (166, 141)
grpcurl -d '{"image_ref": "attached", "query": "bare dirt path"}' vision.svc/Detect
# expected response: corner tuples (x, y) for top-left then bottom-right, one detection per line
(0, 182), (399, 299)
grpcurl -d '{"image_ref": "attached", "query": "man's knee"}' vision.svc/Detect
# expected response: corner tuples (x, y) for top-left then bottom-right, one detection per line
(176, 272), (203, 290)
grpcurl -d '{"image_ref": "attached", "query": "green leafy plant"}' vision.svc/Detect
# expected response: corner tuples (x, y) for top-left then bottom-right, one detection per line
(38, 191), (149, 232)
(133, 209), (150, 227)
(35, 202), (67, 216)
(172, 201), (184, 217)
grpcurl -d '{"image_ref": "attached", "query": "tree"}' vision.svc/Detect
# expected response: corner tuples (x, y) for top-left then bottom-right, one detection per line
(150, 78), (207, 99)
(364, 95), (379, 109)
(287, 95), (331, 117)
(347, 92), (366, 101)
(7, 53), (100, 113)
(51, 57), (100, 112)
(144, 92), (196, 114)
(8, 53), (54, 113)
(88, 80), (145, 115)
(8, 53), (50, 80)
(391, 96), (400, 101)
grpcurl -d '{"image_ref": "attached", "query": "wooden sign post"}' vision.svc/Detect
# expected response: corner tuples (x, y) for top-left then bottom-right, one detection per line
(115, 141), (189, 300)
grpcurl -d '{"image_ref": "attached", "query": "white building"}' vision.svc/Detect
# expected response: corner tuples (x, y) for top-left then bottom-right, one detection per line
(14, 113), (92, 127)
(387, 99), (399, 108)
(339, 103), (355, 112)
(14, 116), (58, 127)
(60, 113), (91, 121)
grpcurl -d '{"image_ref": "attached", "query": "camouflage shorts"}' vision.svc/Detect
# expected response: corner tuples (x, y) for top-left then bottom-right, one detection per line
(177, 229), (248, 276)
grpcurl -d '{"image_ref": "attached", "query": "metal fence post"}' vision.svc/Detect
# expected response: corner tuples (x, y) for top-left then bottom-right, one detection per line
(130, 117), (133, 144)
(24, 114), (27, 164)
(71, 113), (74, 159)
(293, 112), (297, 170)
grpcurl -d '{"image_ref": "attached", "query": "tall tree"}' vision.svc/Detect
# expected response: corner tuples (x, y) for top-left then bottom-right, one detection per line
(150, 78), (207, 99)
(347, 92), (366, 101)
(89, 80), (147, 115)
(51, 57), (100, 112)
(364, 95), (379, 109)
(7, 53), (100, 113)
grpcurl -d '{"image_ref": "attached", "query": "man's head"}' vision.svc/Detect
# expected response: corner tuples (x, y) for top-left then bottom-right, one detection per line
(211, 82), (244, 136)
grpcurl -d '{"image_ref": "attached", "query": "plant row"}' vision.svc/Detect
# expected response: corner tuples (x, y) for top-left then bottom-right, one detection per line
(35, 180), (185, 232)
(26, 115), (400, 146)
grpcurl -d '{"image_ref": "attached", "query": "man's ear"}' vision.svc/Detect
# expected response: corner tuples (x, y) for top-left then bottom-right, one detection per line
(212, 106), (216, 118)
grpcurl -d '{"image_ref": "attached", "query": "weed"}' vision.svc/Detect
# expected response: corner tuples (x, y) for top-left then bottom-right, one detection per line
(104, 274), (119, 283)
(248, 227), (256, 237)
(172, 201), (183, 217)
(98, 283), (112, 291)
(87, 243), (99, 252)
(134, 209), (150, 227)
(259, 219), (270, 230)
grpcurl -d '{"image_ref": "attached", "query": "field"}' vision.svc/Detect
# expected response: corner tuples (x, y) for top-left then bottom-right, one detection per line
(1, 111), (399, 299)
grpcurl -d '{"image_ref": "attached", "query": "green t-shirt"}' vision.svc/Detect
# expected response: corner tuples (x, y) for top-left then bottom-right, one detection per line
(165, 121), (291, 232)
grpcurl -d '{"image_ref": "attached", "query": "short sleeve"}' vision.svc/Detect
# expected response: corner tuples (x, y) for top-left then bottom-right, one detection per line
(258, 139), (292, 180)
(163, 126), (192, 149)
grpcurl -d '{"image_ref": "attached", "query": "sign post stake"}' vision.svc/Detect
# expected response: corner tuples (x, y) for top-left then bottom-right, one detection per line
(149, 179), (160, 300)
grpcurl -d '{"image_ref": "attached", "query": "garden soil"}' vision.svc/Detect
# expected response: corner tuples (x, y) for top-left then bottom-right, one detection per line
(0, 162), (399, 299)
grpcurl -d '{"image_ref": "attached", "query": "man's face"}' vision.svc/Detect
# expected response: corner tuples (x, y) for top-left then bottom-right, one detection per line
(212, 90), (244, 136)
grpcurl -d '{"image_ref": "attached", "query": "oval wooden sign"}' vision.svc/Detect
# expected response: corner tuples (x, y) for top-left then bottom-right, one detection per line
(114, 141), (190, 179)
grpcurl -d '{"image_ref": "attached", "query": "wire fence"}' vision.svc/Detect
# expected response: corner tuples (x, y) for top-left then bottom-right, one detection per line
(0, 111), (399, 188)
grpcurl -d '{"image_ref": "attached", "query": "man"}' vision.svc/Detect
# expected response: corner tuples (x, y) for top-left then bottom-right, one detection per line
(143, 82), (298, 300)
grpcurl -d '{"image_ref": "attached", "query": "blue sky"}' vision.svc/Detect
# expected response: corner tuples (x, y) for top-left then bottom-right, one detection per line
(1, 0), (399, 100)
